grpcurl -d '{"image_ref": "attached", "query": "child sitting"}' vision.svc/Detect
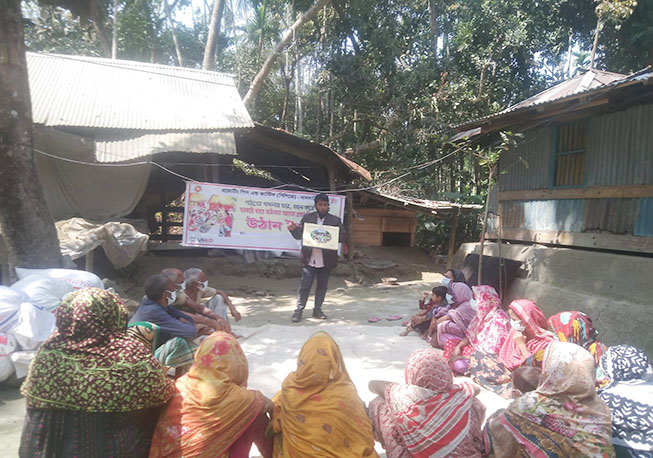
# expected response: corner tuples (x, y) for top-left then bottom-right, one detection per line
(401, 286), (449, 337)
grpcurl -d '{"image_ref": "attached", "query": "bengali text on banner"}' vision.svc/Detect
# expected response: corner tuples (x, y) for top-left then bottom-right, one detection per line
(181, 182), (345, 252)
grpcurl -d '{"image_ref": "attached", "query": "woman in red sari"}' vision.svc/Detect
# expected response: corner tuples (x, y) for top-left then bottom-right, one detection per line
(467, 299), (554, 399)
(368, 348), (485, 458)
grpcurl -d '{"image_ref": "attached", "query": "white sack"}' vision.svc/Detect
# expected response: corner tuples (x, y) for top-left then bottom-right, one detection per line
(11, 275), (74, 312)
(15, 267), (103, 290)
(0, 332), (17, 382)
(12, 302), (56, 351)
(0, 286), (30, 332)
(10, 351), (37, 379)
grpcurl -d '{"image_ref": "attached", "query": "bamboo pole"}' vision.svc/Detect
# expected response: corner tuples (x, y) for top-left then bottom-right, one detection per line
(446, 209), (459, 269)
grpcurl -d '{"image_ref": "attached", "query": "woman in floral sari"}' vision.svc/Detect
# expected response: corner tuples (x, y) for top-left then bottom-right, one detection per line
(368, 348), (485, 458)
(442, 285), (510, 375)
(468, 299), (554, 398)
(150, 332), (273, 458)
(483, 341), (615, 457)
(548, 310), (609, 387)
(20, 288), (174, 458)
(434, 282), (477, 348)
(271, 331), (378, 458)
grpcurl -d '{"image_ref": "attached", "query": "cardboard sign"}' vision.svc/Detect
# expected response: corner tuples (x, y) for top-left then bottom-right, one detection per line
(302, 223), (340, 251)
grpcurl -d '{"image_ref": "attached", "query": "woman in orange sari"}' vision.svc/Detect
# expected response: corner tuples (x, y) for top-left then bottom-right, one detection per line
(149, 332), (273, 458)
(271, 331), (378, 457)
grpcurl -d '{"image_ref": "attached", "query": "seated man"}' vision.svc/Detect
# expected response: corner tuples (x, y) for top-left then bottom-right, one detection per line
(183, 268), (241, 324)
(130, 274), (208, 373)
(160, 268), (231, 332)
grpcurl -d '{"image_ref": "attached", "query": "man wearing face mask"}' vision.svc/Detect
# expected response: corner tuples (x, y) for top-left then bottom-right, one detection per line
(130, 274), (208, 372)
(287, 193), (346, 323)
(182, 268), (241, 323)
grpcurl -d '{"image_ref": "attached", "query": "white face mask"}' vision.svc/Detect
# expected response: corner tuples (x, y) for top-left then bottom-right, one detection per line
(510, 319), (526, 332)
(166, 290), (177, 306)
(442, 277), (451, 287)
(198, 280), (208, 291)
(446, 293), (453, 303)
(469, 298), (478, 310)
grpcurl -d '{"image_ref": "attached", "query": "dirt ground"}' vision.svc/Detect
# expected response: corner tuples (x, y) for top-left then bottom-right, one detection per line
(0, 247), (510, 457)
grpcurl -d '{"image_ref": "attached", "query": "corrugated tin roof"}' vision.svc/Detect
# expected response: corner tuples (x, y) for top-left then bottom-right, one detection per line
(453, 68), (653, 134)
(95, 131), (236, 162)
(27, 52), (253, 130)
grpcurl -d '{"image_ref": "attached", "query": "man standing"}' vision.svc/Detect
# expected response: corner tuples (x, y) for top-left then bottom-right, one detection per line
(287, 193), (345, 322)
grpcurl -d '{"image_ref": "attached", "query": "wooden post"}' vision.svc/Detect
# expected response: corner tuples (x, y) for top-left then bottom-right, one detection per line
(85, 249), (94, 272)
(446, 209), (459, 269)
(327, 163), (337, 191)
(346, 191), (354, 260)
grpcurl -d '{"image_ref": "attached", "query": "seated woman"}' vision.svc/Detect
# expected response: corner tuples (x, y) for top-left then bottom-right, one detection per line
(442, 285), (510, 375)
(20, 288), (174, 458)
(400, 286), (449, 337)
(150, 331), (273, 458)
(483, 342), (615, 457)
(368, 348), (485, 458)
(548, 310), (609, 387)
(433, 282), (476, 348)
(271, 331), (378, 458)
(442, 268), (467, 287)
(598, 345), (653, 458)
(467, 299), (553, 399)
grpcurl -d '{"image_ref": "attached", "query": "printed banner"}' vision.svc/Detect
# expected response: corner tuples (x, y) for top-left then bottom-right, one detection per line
(182, 182), (345, 252)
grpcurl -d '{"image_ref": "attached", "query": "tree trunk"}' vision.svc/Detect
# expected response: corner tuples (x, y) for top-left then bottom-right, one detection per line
(294, 46), (303, 133)
(0, 0), (63, 274)
(111, 0), (118, 59)
(91, 20), (112, 58)
(243, 0), (332, 108)
(163, 0), (184, 66)
(589, 18), (602, 69)
(428, 0), (439, 58)
(202, 0), (226, 70)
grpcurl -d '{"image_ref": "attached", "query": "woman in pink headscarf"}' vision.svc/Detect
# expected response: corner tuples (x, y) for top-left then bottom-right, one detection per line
(434, 282), (477, 349)
(442, 286), (511, 375)
(467, 299), (554, 399)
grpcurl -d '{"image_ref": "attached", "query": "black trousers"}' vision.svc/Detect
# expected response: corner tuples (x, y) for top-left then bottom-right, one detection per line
(296, 266), (331, 311)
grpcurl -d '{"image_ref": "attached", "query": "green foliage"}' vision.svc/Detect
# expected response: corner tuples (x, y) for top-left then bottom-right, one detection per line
(19, 0), (653, 251)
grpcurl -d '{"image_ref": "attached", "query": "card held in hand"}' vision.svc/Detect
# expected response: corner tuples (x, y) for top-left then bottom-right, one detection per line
(302, 223), (340, 251)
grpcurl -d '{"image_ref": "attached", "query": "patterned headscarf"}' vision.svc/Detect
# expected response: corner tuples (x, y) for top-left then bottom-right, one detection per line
(127, 321), (160, 351)
(150, 332), (266, 458)
(548, 311), (606, 366)
(598, 345), (653, 453)
(466, 286), (510, 355)
(387, 348), (480, 458)
(22, 288), (174, 412)
(272, 331), (378, 457)
(498, 300), (554, 370)
(501, 342), (615, 457)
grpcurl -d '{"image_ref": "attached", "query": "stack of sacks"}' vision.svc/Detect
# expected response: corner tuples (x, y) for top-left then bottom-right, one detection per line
(14, 267), (104, 290)
(0, 268), (104, 381)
